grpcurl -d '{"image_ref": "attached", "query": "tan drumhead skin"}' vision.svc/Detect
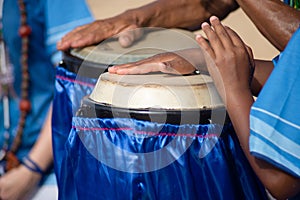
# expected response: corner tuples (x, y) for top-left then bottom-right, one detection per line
(70, 28), (198, 65)
(89, 72), (223, 110)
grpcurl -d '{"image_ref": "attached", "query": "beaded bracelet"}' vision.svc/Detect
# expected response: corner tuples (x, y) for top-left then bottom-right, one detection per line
(21, 156), (45, 176)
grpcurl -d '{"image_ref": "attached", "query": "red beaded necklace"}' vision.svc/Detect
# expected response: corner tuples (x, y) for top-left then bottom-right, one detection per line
(5, 0), (32, 171)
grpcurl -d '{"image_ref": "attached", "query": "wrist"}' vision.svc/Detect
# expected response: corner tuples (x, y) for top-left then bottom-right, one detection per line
(19, 164), (42, 180)
(123, 4), (158, 27)
(21, 155), (46, 176)
(201, 0), (239, 19)
(224, 87), (254, 108)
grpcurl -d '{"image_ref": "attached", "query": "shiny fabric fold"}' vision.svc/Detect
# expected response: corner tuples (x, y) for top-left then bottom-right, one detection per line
(57, 116), (267, 200)
(52, 66), (97, 190)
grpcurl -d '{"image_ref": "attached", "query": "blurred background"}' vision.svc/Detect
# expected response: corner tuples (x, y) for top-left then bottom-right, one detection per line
(86, 0), (279, 60)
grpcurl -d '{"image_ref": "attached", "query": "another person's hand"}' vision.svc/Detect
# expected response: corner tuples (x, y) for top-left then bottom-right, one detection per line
(109, 48), (207, 75)
(196, 16), (254, 102)
(0, 165), (41, 200)
(56, 0), (239, 52)
(57, 12), (143, 51)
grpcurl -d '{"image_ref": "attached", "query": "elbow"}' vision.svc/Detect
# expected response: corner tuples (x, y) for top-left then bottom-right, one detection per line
(264, 175), (300, 200)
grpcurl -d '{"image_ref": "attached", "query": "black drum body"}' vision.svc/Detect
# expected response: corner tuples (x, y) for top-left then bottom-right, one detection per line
(77, 97), (229, 125)
(60, 50), (108, 79)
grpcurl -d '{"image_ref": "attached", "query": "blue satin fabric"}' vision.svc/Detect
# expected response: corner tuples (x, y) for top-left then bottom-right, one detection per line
(52, 66), (97, 190)
(56, 116), (267, 200)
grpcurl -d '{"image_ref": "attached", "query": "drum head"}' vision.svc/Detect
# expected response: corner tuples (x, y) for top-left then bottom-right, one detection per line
(71, 28), (197, 65)
(62, 28), (197, 78)
(89, 72), (223, 110)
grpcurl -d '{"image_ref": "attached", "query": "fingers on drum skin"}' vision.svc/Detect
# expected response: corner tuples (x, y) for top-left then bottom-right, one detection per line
(118, 35), (134, 47)
(108, 63), (147, 75)
(57, 25), (87, 50)
(71, 33), (101, 48)
(166, 58), (196, 74)
(116, 64), (152, 75)
(118, 26), (143, 48)
(110, 61), (166, 75)
(108, 64), (131, 74)
(57, 22), (106, 50)
(108, 66), (118, 73)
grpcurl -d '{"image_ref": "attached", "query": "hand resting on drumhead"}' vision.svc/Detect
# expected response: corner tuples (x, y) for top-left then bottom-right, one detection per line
(108, 48), (207, 75)
(56, 16), (143, 50)
(196, 16), (300, 200)
(56, 0), (238, 51)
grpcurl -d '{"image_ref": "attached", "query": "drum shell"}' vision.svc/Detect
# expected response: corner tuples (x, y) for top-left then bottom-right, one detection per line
(77, 97), (229, 125)
(60, 50), (109, 79)
(53, 28), (198, 187)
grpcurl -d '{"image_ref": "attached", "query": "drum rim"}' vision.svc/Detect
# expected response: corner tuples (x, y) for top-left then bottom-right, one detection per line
(76, 97), (230, 125)
(60, 50), (109, 78)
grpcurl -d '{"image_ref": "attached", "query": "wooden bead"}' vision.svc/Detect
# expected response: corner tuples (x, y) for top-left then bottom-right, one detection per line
(21, 72), (29, 81)
(7, 0), (32, 170)
(5, 152), (20, 171)
(21, 81), (29, 90)
(18, 25), (31, 37)
(19, 99), (31, 112)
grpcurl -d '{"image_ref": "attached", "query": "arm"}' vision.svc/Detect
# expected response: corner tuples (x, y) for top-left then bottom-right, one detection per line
(0, 105), (53, 200)
(196, 16), (300, 199)
(57, 0), (238, 50)
(108, 49), (273, 95)
(237, 0), (300, 51)
(108, 49), (273, 97)
(251, 60), (274, 96)
(130, 0), (238, 30)
(26, 104), (53, 172)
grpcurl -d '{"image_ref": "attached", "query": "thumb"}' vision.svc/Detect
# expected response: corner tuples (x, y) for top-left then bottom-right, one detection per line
(118, 26), (143, 47)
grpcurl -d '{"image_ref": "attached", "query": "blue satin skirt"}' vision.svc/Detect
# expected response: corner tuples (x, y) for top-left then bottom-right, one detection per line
(52, 66), (268, 200)
(52, 66), (97, 188)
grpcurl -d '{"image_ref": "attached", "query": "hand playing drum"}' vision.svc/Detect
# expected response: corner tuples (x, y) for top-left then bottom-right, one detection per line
(56, 0), (238, 51)
(108, 48), (208, 75)
(56, 18), (143, 50)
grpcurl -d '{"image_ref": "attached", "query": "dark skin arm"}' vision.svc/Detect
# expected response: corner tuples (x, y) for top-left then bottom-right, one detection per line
(57, 0), (238, 50)
(237, 0), (300, 51)
(196, 16), (300, 200)
(251, 60), (274, 96)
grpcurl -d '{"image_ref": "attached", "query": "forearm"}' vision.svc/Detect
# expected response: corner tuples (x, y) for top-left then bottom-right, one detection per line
(226, 91), (300, 199)
(27, 104), (53, 172)
(251, 59), (274, 96)
(237, 0), (300, 51)
(127, 0), (238, 30)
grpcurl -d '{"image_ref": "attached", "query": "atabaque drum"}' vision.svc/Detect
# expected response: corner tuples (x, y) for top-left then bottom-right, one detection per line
(59, 71), (268, 200)
(52, 28), (207, 199)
